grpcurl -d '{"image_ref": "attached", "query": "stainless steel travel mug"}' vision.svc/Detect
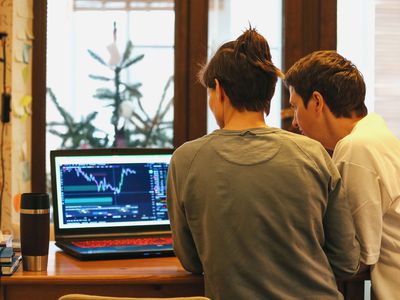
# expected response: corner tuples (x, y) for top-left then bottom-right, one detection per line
(20, 193), (50, 271)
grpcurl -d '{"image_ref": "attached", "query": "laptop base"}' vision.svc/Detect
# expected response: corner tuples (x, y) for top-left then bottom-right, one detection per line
(56, 241), (175, 261)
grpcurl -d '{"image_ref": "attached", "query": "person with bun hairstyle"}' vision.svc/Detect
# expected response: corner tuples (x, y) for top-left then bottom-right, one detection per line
(167, 28), (360, 300)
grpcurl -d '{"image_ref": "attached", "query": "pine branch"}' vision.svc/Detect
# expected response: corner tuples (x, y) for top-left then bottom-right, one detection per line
(142, 76), (174, 146)
(134, 97), (151, 122)
(122, 82), (143, 98)
(129, 110), (148, 126)
(47, 88), (75, 127)
(87, 39), (174, 147)
(121, 54), (144, 69)
(93, 88), (116, 100)
(47, 88), (109, 149)
(87, 49), (108, 67)
(48, 129), (68, 138)
(89, 74), (112, 81)
(47, 121), (68, 126)
(120, 41), (133, 66)
(127, 118), (147, 134)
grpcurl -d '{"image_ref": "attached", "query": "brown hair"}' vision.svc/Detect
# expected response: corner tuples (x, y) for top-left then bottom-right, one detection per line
(199, 27), (282, 115)
(285, 50), (367, 118)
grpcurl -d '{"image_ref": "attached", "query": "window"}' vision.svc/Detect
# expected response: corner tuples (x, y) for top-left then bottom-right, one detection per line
(46, 0), (175, 154)
(338, 0), (400, 138)
(207, 0), (283, 131)
(45, 0), (176, 195)
(33, 0), (337, 193)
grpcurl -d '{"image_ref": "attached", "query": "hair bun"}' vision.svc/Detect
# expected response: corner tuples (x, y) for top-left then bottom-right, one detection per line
(234, 27), (283, 78)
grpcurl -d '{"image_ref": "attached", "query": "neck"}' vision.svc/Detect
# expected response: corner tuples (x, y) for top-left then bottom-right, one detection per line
(323, 113), (364, 150)
(223, 110), (266, 130)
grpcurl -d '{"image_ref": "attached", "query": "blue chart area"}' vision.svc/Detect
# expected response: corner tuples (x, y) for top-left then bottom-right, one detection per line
(60, 162), (169, 224)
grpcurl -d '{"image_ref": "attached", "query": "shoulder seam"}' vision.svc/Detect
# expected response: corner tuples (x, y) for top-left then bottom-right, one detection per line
(280, 133), (324, 175)
(182, 135), (216, 193)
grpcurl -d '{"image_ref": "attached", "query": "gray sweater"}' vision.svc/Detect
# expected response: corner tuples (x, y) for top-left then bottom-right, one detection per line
(167, 127), (360, 300)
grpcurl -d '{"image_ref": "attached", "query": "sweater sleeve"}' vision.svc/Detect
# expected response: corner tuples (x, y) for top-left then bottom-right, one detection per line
(167, 154), (203, 274)
(323, 171), (361, 278)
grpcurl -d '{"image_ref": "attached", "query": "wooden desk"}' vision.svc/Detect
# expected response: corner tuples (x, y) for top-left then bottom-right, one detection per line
(0, 242), (204, 300)
(1, 242), (370, 300)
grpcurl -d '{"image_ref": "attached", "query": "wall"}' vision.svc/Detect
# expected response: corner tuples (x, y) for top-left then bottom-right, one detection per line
(0, 0), (33, 239)
(375, 0), (400, 137)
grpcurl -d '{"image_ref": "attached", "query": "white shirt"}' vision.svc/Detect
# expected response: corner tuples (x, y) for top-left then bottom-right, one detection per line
(333, 113), (400, 300)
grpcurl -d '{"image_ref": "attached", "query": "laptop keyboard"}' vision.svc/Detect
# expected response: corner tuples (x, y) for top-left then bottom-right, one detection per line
(72, 237), (173, 248)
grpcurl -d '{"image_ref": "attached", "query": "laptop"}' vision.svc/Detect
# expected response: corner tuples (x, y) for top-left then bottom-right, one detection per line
(50, 148), (174, 260)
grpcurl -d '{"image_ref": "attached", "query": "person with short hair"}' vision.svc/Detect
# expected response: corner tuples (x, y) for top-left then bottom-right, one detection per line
(167, 29), (360, 300)
(285, 50), (400, 300)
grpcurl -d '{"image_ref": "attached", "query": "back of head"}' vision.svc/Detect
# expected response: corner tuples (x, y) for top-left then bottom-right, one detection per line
(199, 27), (282, 115)
(285, 50), (367, 118)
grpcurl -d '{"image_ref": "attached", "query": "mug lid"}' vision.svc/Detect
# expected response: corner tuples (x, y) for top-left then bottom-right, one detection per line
(21, 193), (50, 209)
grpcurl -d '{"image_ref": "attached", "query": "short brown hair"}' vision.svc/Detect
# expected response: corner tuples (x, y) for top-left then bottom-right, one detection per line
(199, 27), (282, 115)
(285, 50), (367, 118)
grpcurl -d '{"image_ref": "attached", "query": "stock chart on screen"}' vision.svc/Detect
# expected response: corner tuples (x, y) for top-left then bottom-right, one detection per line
(59, 162), (169, 225)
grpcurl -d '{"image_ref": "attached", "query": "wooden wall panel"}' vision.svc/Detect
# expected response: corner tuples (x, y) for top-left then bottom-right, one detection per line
(173, 0), (190, 147)
(187, 1), (208, 141)
(282, 0), (337, 131)
(31, 0), (47, 192)
(320, 0), (337, 49)
(174, 0), (208, 146)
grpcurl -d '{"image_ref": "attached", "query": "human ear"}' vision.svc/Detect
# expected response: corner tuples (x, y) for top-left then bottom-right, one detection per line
(311, 91), (325, 113)
(215, 79), (225, 103)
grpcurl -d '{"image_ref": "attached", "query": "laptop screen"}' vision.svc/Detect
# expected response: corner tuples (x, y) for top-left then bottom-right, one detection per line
(50, 148), (173, 235)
